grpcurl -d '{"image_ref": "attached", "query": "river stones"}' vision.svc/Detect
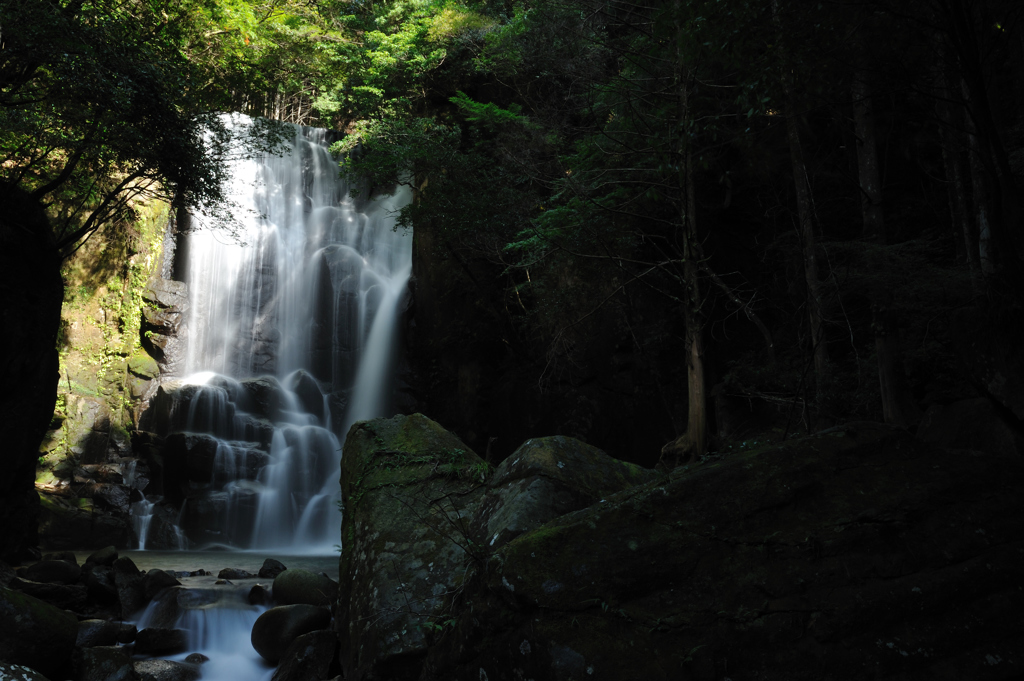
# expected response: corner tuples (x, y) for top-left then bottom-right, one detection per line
(80, 562), (118, 603)
(86, 545), (118, 567)
(251, 604), (332, 663)
(112, 556), (146, 617)
(0, 662), (51, 681)
(249, 584), (270, 605)
(24, 557), (80, 581)
(9, 576), (88, 611)
(271, 630), (337, 681)
(135, 628), (188, 655)
(134, 659), (201, 681)
(217, 567), (253, 580)
(273, 568), (338, 607)
(258, 558), (287, 579)
(74, 645), (138, 681)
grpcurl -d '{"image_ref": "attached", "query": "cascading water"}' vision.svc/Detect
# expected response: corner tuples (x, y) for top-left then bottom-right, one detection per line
(122, 115), (409, 681)
(138, 114), (411, 552)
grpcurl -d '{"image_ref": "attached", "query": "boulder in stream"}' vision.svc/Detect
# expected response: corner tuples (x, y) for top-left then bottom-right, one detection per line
(251, 604), (332, 663)
(134, 627), (188, 655)
(273, 568), (337, 607)
(74, 645), (138, 681)
(258, 558), (287, 579)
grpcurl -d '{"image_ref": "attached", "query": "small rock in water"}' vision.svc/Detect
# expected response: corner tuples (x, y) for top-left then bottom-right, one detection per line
(259, 558), (287, 579)
(134, 659), (201, 681)
(42, 551), (78, 565)
(184, 653), (209, 665)
(76, 646), (136, 681)
(117, 623), (138, 644)
(135, 627), (189, 655)
(143, 569), (181, 599)
(214, 579), (230, 585)
(217, 567), (253, 580)
(85, 545), (119, 567)
(249, 584), (270, 605)
(77, 619), (121, 647)
(0, 662), (50, 681)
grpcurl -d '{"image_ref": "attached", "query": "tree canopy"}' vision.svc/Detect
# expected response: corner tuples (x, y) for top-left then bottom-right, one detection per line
(2, 0), (1022, 452)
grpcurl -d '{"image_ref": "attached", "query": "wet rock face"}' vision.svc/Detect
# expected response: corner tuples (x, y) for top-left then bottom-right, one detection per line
(421, 424), (1024, 681)
(141, 278), (189, 376)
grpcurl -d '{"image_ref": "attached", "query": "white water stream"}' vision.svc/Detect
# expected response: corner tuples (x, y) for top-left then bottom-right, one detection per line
(128, 115), (411, 678)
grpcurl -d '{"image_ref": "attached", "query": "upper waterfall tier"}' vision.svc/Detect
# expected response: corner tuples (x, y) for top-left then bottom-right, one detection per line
(185, 115), (412, 396)
(144, 115), (411, 552)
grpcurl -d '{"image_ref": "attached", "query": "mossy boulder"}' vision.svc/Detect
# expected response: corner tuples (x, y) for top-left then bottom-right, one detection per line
(421, 423), (1024, 681)
(475, 436), (659, 549)
(338, 414), (485, 680)
(0, 586), (78, 678)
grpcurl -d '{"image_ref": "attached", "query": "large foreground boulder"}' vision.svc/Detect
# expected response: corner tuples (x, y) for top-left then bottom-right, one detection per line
(337, 414), (487, 679)
(0, 586), (78, 678)
(337, 414), (653, 680)
(420, 423), (1024, 680)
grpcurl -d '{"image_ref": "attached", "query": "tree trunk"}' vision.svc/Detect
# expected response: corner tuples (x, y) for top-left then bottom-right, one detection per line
(852, 66), (919, 427)
(785, 109), (830, 395)
(660, 14), (707, 466)
(962, 82), (996, 276)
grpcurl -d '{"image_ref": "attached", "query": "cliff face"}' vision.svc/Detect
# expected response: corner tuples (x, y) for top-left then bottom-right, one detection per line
(0, 188), (64, 562)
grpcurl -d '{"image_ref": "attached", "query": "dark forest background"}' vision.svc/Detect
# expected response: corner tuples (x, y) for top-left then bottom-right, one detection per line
(3, 0), (1023, 471)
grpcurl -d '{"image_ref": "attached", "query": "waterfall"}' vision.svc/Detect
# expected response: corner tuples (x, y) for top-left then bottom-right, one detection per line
(143, 114), (411, 552)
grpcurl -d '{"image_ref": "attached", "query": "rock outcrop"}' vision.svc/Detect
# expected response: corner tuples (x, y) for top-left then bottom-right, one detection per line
(421, 423), (1024, 680)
